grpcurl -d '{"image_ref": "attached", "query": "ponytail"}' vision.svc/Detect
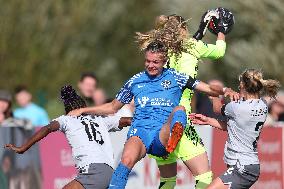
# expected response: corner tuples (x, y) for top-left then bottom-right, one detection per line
(240, 69), (281, 98)
(260, 79), (281, 98)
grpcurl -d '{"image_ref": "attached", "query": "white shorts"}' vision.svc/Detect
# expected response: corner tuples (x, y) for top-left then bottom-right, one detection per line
(75, 163), (114, 189)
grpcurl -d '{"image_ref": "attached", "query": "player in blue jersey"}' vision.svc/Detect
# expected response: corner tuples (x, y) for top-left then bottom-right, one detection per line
(69, 41), (238, 189)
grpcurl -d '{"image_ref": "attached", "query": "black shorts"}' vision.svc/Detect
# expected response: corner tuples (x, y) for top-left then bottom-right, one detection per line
(75, 163), (114, 189)
(220, 163), (260, 189)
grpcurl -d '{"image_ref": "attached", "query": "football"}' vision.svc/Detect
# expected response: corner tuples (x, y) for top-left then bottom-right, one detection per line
(208, 7), (235, 35)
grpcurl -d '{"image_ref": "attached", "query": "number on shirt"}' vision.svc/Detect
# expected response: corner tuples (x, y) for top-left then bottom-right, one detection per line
(81, 120), (104, 145)
(224, 167), (234, 176)
(129, 128), (138, 137)
(253, 121), (264, 150)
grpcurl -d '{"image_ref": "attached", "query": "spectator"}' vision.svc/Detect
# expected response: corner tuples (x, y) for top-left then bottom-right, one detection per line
(14, 86), (48, 127)
(0, 90), (13, 124)
(193, 79), (226, 121)
(0, 150), (13, 189)
(92, 88), (107, 106)
(0, 89), (32, 129)
(265, 91), (284, 126)
(78, 72), (97, 106)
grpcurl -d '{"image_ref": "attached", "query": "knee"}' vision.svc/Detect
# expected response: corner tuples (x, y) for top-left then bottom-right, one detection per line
(173, 106), (185, 112)
(62, 185), (70, 189)
(121, 153), (137, 168)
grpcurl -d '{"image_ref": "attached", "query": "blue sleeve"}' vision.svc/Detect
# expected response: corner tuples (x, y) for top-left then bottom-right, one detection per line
(115, 78), (134, 104)
(168, 69), (190, 89)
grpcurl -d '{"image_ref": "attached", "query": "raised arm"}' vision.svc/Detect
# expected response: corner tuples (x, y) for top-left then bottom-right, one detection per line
(4, 121), (59, 154)
(192, 81), (239, 101)
(189, 113), (227, 131)
(195, 34), (226, 60)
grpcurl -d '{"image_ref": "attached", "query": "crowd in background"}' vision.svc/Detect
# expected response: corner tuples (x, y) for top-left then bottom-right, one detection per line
(1, 75), (284, 129)
(0, 72), (283, 189)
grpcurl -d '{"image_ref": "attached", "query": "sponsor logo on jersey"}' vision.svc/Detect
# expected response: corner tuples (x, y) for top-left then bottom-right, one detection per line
(150, 98), (173, 107)
(161, 80), (171, 89)
(138, 96), (149, 108)
(138, 96), (173, 107)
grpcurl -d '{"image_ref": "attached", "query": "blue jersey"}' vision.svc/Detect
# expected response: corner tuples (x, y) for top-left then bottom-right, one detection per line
(116, 68), (198, 130)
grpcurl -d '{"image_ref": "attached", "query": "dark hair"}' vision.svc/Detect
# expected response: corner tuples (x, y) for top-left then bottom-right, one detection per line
(0, 90), (13, 118)
(60, 85), (87, 114)
(4, 102), (13, 118)
(14, 85), (28, 94)
(145, 41), (168, 54)
(278, 112), (284, 122)
(80, 72), (97, 82)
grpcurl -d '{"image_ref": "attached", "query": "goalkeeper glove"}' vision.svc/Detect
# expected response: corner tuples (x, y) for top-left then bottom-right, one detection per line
(193, 10), (219, 40)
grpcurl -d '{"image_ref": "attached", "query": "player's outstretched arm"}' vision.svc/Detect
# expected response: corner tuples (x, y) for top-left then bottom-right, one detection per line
(4, 121), (60, 154)
(193, 81), (239, 100)
(68, 99), (124, 116)
(118, 117), (133, 129)
(189, 113), (227, 131)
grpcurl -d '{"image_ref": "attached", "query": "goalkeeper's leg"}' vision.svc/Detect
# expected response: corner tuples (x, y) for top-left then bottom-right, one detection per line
(158, 162), (177, 189)
(159, 176), (177, 189)
(182, 152), (213, 189)
(194, 171), (213, 189)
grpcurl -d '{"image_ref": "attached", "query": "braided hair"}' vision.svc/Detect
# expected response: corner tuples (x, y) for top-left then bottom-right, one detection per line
(60, 85), (86, 114)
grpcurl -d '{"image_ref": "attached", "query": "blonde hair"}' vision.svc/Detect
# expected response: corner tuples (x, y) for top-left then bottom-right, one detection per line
(135, 14), (194, 57)
(239, 69), (281, 98)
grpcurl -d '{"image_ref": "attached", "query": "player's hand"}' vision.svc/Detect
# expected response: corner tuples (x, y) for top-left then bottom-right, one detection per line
(216, 8), (234, 34)
(193, 9), (219, 40)
(189, 113), (209, 125)
(224, 88), (239, 101)
(208, 7), (235, 35)
(4, 144), (25, 154)
(68, 108), (84, 116)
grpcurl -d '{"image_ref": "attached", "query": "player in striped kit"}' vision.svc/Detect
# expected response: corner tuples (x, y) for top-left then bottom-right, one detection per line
(189, 69), (280, 189)
(5, 85), (132, 189)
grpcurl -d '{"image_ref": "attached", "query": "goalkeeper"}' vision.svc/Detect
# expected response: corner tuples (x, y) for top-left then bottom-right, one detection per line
(135, 8), (234, 189)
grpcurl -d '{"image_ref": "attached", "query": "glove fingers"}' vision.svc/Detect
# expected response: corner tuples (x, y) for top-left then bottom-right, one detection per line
(208, 7), (235, 35)
(203, 10), (218, 22)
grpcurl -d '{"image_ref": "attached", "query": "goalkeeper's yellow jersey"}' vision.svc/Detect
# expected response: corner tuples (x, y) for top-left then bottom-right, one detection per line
(167, 38), (226, 116)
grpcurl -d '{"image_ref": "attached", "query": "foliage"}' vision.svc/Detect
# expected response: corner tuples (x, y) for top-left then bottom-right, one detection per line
(0, 0), (283, 116)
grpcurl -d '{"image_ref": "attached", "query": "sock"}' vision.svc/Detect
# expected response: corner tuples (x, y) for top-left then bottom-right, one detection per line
(159, 176), (176, 189)
(108, 162), (131, 189)
(170, 110), (187, 131)
(195, 171), (213, 189)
